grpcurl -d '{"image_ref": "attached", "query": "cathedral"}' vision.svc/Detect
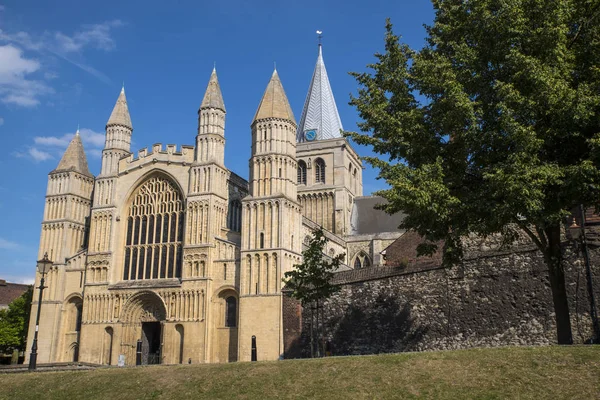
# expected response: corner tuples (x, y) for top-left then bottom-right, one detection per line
(26, 44), (403, 365)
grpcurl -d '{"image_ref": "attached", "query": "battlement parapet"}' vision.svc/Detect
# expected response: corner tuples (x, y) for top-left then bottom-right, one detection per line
(120, 143), (195, 172)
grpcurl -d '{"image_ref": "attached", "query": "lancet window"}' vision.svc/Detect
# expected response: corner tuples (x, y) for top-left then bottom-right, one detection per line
(315, 158), (325, 184)
(123, 175), (184, 280)
(297, 160), (307, 185)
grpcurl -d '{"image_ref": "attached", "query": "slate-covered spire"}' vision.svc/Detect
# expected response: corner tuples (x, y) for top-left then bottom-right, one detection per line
(296, 44), (343, 142)
(106, 86), (132, 129)
(200, 68), (226, 112)
(53, 128), (92, 177)
(253, 69), (296, 124)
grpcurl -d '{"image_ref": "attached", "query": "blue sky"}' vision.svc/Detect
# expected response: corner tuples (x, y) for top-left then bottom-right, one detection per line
(0, 0), (434, 283)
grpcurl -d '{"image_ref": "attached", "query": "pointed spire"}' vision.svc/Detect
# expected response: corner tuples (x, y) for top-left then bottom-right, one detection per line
(200, 68), (226, 112)
(106, 86), (132, 129)
(53, 129), (92, 177)
(253, 69), (296, 124)
(297, 43), (343, 141)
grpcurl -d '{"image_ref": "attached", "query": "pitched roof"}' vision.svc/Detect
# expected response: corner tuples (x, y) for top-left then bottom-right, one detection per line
(106, 86), (132, 129)
(349, 196), (406, 235)
(0, 279), (30, 308)
(297, 45), (343, 142)
(52, 130), (93, 177)
(200, 68), (226, 112)
(253, 70), (296, 124)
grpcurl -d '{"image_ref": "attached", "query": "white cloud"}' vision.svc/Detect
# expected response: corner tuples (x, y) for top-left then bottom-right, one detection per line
(0, 20), (123, 86)
(54, 20), (123, 53)
(0, 117), (4, 126)
(0, 44), (53, 106)
(20, 128), (104, 163)
(14, 147), (54, 162)
(0, 237), (20, 249)
(3, 275), (35, 285)
(34, 128), (105, 149)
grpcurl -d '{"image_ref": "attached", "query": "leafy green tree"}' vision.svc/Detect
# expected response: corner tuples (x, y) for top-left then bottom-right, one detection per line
(347, 1), (600, 344)
(0, 286), (33, 353)
(284, 228), (344, 356)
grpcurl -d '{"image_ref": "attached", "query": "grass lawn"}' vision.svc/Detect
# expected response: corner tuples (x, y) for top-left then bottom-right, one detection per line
(1, 346), (598, 399)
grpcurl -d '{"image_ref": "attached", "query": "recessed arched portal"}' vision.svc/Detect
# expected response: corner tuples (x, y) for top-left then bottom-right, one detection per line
(120, 291), (167, 365)
(212, 287), (239, 363)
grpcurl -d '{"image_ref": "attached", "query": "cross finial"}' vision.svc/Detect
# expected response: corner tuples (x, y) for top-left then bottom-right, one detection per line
(76, 123), (80, 135)
(274, 61), (277, 71)
(213, 61), (216, 71)
(316, 30), (323, 46)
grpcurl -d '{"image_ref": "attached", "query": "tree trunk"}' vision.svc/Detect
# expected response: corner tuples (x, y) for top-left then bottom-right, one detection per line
(310, 304), (314, 358)
(545, 225), (573, 344)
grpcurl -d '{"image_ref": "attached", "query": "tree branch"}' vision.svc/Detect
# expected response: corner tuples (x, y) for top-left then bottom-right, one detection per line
(568, 3), (600, 49)
(514, 218), (546, 252)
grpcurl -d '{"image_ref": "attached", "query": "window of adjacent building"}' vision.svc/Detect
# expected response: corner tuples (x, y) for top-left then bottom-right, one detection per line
(297, 160), (307, 185)
(353, 252), (371, 269)
(315, 158), (325, 183)
(227, 199), (242, 232)
(225, 296), (237, 327)
(123, 175), (184, 280)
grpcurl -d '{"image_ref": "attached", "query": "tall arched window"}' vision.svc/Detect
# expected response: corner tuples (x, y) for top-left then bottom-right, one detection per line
(297, 160), (307, 185)
(354, 257), (362, 269)
(225, 296), (237, 327)
(315, 158), (325, 183)
(123, 175), (184, 280)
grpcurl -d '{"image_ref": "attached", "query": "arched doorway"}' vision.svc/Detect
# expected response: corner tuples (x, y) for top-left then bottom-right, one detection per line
(103, 327), (114, 365)
(60, 295), (83, 362)
(120, 291), (167, 365)
(212, 288), (238, 363)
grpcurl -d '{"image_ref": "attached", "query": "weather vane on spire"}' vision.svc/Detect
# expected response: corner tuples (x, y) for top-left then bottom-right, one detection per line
(316, 30), (323, 46)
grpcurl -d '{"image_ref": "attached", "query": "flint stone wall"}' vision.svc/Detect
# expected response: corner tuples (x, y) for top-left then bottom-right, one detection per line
(283, 234), (600, 357)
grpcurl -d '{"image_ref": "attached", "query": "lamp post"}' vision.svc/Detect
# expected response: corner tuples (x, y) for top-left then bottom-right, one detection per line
(568, 207), (600, 343)
(28, 252), (52, 371)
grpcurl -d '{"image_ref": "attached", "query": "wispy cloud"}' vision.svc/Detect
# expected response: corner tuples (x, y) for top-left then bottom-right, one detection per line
(14, 147), (54, 162)
(0, 237), (20, 249)
(3, 275), (35, 285)
(0, 44), (53, 106)
(15, 127), (105, 163)
(0, 19), (124, 105)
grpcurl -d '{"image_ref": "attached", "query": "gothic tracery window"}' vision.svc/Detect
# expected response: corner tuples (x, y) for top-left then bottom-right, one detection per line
(297, 160), (307, 185)
(123, 175), (184, 280)
(315, 158), (325, 184)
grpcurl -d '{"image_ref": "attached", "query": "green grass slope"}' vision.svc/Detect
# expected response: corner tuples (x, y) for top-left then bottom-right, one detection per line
(1, 346), (599, 400)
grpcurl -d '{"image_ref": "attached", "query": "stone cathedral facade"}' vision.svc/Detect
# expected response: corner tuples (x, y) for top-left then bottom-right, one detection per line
(26, 45), (402, 365)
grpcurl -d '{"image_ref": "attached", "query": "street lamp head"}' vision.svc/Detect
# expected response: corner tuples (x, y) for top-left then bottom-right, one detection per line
(36, 252), (53, 275)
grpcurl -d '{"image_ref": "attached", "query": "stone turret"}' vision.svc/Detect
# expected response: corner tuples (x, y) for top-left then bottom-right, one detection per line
(196, 68), (226, 165)
(52, 130), (93, 177)
(41, 129), (94, 262)
(249, 70), (298, 199)
(101, 86), (132, 176)
(239, 69), (302, 362)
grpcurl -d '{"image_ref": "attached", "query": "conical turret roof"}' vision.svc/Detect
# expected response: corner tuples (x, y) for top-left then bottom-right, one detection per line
(52, 129), (93, 177)
(297, 45), (343, 142)
(106, 86), (132, 129)
(253, 70), (296, 124)
(200, 68), (226, 112)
